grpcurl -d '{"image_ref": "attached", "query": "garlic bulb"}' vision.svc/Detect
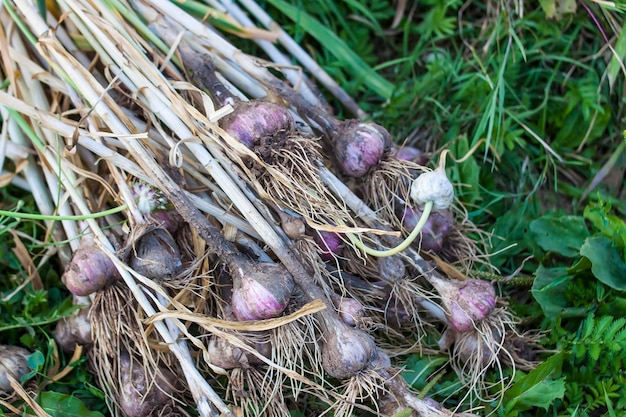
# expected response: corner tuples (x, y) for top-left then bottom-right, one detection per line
(333, 121), (391, 178)
(61, 236), (119, 296)
(230, 261), (295, 321)
(0, 345), (31, 394)
(410, 169), (454, 210)
(321, 325), (377, 379)
(129, 228), (182, 280)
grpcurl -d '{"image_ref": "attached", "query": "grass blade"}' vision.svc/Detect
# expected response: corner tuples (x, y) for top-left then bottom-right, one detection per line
(265, 0), (395, 99)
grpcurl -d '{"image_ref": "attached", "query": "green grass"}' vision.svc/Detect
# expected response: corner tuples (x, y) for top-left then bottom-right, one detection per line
(1, 0), (625, 416)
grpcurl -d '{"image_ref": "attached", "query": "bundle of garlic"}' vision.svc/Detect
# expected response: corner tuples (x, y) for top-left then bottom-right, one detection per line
(0, 0), (538, 416)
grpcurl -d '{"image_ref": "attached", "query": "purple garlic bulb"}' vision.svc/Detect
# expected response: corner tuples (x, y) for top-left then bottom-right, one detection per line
(313, 230), (344, 261)
(449, 280), (497, 332)
(333, 121), (391, 177)
(394, 145), (427, 165)
(439, 279), (497, 333)
(221, 101), (295, 147)
(62, 236), (119, 296)
(231, 260), (295, 321)
(396, 205), (454, 253)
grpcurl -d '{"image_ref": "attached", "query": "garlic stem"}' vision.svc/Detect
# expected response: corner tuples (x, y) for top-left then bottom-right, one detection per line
(346, 200), (434, 257)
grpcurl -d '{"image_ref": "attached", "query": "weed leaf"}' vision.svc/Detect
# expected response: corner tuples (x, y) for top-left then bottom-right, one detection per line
(503, 352), (566, 416)
(530, 215), (589, 257)
(36, 392), (105, 417)
(532, 266), (589, 318)
(580, 236), (626, 291)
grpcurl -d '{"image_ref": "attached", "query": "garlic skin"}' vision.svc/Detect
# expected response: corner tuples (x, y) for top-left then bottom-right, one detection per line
(62, 236), (120, 296)
(448, 280), (497, 333)
(321, 325), (377, 379)
(222, 101), (294, 147)
(410, 170), (454, 210)
(0, 345), (31, 394)
(334, 297), (365, 327)
(334, 121), (391, 178)
(230, 262), (294, 321)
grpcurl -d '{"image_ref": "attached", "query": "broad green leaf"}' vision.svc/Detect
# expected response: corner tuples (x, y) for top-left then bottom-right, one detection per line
(531, 266), (589, 318)
(503, 352), (566, 416)
(265, 0), (395, 99)
(580, 236), (626, 291)
(402, 355), (448, 389)
(36, 392), (105, 417)
(530, 215), (589, 257)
